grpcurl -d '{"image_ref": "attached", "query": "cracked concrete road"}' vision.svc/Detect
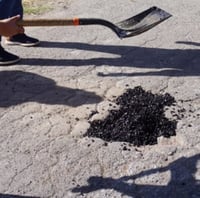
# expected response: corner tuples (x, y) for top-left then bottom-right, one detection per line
(0, 0), (200, 197)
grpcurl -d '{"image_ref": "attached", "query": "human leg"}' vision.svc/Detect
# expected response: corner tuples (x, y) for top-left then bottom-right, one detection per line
(5, 0), (40, 47)
(0, 0), (16, 19)
(0, 0), (20, 65)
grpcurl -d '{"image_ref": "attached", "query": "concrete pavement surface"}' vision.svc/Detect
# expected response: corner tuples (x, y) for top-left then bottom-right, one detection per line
(0, 0), (200, 197)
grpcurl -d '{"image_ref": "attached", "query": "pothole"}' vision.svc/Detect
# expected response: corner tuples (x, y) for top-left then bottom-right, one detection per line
(84, 86), (180, 147)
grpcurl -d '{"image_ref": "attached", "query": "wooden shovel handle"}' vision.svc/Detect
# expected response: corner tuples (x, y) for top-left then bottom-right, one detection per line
(18, 18), (80, 26)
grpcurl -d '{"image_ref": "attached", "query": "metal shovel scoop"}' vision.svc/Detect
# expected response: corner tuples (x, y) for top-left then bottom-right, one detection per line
(18, 6), (171, 39)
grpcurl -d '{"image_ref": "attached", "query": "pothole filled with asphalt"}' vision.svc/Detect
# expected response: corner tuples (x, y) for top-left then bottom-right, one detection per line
(84, 86), (182, 147)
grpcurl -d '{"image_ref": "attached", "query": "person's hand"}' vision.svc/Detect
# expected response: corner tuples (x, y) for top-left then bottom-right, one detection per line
(0, 15), (24, 37)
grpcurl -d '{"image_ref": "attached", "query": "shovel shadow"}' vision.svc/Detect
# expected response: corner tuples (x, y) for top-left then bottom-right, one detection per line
(0, 70), (102, 107)
(20, 41), (200, 77)
(72, 154), (200, 198)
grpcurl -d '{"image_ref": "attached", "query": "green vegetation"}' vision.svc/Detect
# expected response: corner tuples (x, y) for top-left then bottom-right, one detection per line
(23, 0), (52, 15)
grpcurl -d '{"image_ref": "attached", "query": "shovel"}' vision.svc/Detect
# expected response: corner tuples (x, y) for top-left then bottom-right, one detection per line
(18, 6), (171, 39)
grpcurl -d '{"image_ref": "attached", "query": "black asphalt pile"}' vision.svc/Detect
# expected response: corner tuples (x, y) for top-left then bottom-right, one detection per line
(85, 86), (177, 146)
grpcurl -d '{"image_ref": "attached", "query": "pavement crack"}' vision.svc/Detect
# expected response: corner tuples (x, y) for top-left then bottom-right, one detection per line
(96, 155), (105, 177)
(7, 162), (33, 190)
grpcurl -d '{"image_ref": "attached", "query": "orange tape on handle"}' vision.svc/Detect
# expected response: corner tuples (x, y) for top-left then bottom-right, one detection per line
(73, 18), (80, 26)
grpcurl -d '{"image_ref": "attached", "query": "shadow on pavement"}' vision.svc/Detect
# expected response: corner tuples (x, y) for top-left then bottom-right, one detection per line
(0, 195), (39, 198)
(72, 154), (200, 198)
(176, 41), (200, 47)
(20, 41), (200, 77)
(0, 70), (102, 107)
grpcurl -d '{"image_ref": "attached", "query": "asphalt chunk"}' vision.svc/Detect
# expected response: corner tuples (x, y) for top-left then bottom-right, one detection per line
(84, 86), (177, 146)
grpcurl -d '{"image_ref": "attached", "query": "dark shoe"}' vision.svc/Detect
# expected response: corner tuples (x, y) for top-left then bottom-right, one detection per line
(5, 33), (40, 47)
(0, 45), (20, 65)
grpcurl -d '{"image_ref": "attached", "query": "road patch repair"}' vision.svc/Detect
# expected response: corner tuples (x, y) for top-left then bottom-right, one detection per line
(85, 86), (180, 146)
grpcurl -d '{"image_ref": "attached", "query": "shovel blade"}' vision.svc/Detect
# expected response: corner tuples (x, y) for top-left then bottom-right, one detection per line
(116, 6), (172, 38)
